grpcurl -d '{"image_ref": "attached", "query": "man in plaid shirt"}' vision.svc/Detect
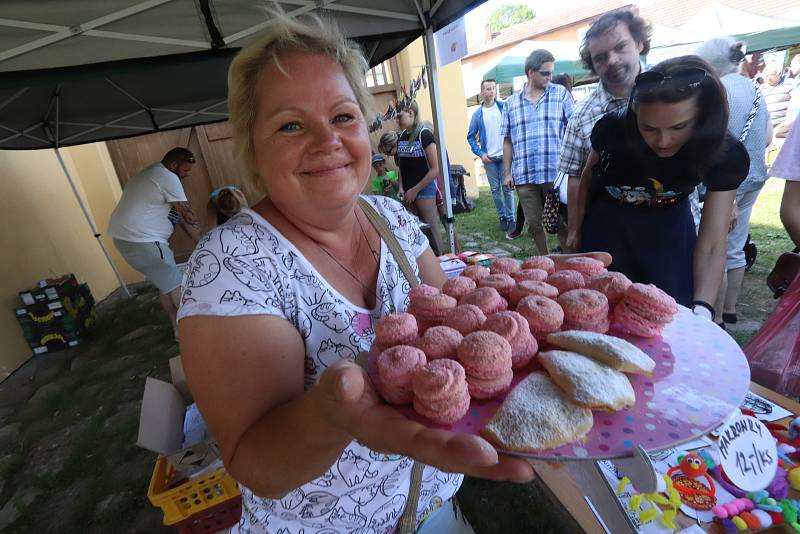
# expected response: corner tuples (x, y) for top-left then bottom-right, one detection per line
(559, 9), (652, 251)
(502, 49), (573, 255)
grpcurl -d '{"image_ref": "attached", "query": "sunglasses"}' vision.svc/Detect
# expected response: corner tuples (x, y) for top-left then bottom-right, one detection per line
(634, 67), (707, 94)
(537, 70), (553, 78)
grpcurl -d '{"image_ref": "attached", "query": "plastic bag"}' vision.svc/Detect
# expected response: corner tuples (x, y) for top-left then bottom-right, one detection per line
(744, 273), (800, 397)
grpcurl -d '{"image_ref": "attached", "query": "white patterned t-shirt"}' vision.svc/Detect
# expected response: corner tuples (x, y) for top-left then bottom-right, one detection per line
(177, 195), (463, 534)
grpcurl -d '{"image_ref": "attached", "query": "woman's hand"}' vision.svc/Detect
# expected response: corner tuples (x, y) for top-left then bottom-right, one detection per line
(316, 359), (535, 483)
(566, 230), (581, 253)
(403, 186), (419, 204)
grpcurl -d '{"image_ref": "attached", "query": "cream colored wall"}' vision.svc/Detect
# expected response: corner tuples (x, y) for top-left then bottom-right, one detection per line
(0, 144), (138, 379)
(396, 38), (478, 197)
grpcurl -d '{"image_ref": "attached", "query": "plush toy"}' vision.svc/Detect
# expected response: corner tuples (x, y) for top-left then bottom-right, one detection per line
(667, 453), (717, 510)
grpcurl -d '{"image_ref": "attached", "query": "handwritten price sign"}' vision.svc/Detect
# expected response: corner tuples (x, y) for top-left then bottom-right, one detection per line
(717, 414), (777, 491)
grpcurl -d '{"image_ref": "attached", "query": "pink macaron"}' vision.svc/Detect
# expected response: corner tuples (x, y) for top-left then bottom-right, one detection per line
(408, 284), (440, 302)
(563, 257), (607, 281)
(547, 270), (586, 294)
(512, 268), (549, 283)
(415, 326), (464, 360)
(459, 287), (508, 316)
(558, 289), (610, 333)
(612, 300), (664, 338)
(522, 256), (556, 274)
(412, 358), (471, 425)
(466, 368), (514, 399)
(510, 280), (559, 307)
(586, 271), (632, 306)
(623, 283), (678, 323)
(482, 311), (538, 370)
(490, 257), (522, 275)
(442, 276), (477, 301)
(376, 345), (427, 405)
(516, 295), (565, 341)
(375, 312), (419, 351)
(457, 331), (513, 379)
(462, 265), (490, 282)
(478, 273), (516, 300)
(443, 304), (487, 335)
(408, 293), (458, 332)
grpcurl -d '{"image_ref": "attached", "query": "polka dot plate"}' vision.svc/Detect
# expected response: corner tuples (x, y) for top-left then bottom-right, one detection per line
(368, 306), (750, 459)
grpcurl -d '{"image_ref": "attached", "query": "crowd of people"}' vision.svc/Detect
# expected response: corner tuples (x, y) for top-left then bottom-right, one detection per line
(102, 5), (800, 533)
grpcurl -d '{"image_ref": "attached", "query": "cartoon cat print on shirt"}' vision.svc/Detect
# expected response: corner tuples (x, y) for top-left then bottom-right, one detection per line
(219, 289), (262, 309)
(310, 468), (336, 488)
(328, 506), (366, 530)
(218, 225), (261, 257)
(184, 250), (221, 288)
(223, 257), (274, 293)
(312, 301), (355, 334)
(281, 488), (305, 510)
(368, 494), (405, 532)
(298, 491), (339, 518)
(337, 450), (378, 487)
(343, 481), (381, 506)
(317, 339), (356, 368)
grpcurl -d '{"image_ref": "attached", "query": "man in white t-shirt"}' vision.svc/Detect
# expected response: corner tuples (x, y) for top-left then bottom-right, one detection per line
(467, 78), (515, 231)
(108, 147), (200, 340)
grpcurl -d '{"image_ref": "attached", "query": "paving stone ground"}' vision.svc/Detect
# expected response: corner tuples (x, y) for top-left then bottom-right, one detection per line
(0, 284), (173, 533)
(0, 229), (564, 533)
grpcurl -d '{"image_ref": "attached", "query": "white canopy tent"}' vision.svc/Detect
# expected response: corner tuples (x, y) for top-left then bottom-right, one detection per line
(0, 0), (474, 293)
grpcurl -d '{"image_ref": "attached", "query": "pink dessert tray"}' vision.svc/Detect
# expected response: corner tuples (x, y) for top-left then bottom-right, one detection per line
(368, 306), (750, 460)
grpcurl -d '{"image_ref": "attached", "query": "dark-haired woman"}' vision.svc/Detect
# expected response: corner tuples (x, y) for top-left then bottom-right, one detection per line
(569, 56), (750, 317)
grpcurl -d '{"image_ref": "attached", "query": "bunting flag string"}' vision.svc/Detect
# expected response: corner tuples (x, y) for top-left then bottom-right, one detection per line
(369, 65), (427, 133)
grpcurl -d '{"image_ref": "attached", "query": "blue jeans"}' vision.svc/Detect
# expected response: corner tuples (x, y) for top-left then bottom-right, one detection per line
(484, 158), (515, 222)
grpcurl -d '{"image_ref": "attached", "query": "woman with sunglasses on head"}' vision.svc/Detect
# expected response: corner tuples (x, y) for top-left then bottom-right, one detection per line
(568, 55), (750, 318)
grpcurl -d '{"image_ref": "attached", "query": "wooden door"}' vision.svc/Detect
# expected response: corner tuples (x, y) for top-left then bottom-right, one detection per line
(106, 122), (256, 262)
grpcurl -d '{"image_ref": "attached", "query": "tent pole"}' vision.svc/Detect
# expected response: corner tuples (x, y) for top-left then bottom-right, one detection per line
(51, 148), (132, 298)
(422, 27), (456, 254)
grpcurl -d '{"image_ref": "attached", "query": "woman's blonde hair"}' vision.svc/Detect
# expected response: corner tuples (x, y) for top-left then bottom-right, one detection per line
(228, 11), (373, 191)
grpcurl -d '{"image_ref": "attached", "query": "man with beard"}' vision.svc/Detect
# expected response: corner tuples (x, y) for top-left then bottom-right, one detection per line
(560, 9), (652, 251)
(502, 49), (573, 255)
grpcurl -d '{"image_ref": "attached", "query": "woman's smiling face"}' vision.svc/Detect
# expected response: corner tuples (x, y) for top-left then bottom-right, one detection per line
(251, 52), (371, 214)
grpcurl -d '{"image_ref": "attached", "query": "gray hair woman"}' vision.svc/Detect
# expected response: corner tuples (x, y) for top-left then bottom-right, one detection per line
(696, 36), (771, 327)
(177, 11), (532, 534)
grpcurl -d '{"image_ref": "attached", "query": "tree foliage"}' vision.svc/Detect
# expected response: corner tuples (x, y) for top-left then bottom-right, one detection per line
(488, 4), (535, 33)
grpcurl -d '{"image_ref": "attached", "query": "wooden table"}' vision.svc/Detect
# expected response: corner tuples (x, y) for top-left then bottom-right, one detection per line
(531, 383), (800, 534)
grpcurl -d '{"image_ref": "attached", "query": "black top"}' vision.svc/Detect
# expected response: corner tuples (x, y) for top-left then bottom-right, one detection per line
(397, 127), (436, 191)
(588, 111), (749, 206)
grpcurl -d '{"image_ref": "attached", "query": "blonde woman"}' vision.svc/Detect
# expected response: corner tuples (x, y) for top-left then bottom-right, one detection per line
(396, 101), (446, 255)
(177, 12), (532, 534)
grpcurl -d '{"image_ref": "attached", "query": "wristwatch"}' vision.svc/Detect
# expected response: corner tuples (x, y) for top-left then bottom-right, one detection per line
(691, 300), (715, 321)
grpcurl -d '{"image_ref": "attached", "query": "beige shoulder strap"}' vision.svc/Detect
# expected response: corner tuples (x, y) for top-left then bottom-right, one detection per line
(357, 197), (424, 532)
(358, 197), (419, 288)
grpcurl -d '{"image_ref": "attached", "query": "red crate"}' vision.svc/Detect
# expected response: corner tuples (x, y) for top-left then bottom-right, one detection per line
(172, 495), (242, 534)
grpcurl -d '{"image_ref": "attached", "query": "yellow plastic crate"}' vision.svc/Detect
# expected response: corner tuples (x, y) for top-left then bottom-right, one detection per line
(147, 455), (241, 526)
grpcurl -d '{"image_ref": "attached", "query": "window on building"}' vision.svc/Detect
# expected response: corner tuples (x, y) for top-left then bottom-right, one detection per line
(366, 61), (392, 88)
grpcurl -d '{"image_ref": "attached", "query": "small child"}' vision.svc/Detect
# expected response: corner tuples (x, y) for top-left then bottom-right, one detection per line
(209, 185), (248, 225)
(370, 154), (399, 199)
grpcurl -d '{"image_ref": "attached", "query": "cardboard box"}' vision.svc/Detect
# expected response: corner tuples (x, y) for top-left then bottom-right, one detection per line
(439, 258), (467, 279)
(137, 356), (220, 476)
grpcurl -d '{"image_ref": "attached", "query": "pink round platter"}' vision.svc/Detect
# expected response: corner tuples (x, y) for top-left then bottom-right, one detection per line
(368, 306), (750, 460)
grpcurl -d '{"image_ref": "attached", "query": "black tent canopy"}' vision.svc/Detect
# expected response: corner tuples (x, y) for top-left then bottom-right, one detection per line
(0, 0), (482, 149)
(0, 0), (476, 293)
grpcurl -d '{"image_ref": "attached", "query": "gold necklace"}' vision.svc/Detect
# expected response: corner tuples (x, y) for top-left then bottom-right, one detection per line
(290, 210), (391, 313)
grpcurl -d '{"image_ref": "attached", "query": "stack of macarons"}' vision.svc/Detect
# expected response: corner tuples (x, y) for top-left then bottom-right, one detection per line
(563, 257), (607, 281)
(612, 283), (678, 337)
(558, 289), (610, 333)
(407, 292), (457, 333)
(457, 331), (514, 399)
(415, 325), (463, 360)
(482, 311), (538, 370)
(412, 359), (471, 425)
(516, 295), (564, 342)
(586, 271), (632, 305)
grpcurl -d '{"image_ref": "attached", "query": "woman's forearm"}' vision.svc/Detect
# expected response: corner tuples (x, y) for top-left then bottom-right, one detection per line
(781, 181), (800, 248)
(226, 386), (351, 498)
(692, 237), (727, 305)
